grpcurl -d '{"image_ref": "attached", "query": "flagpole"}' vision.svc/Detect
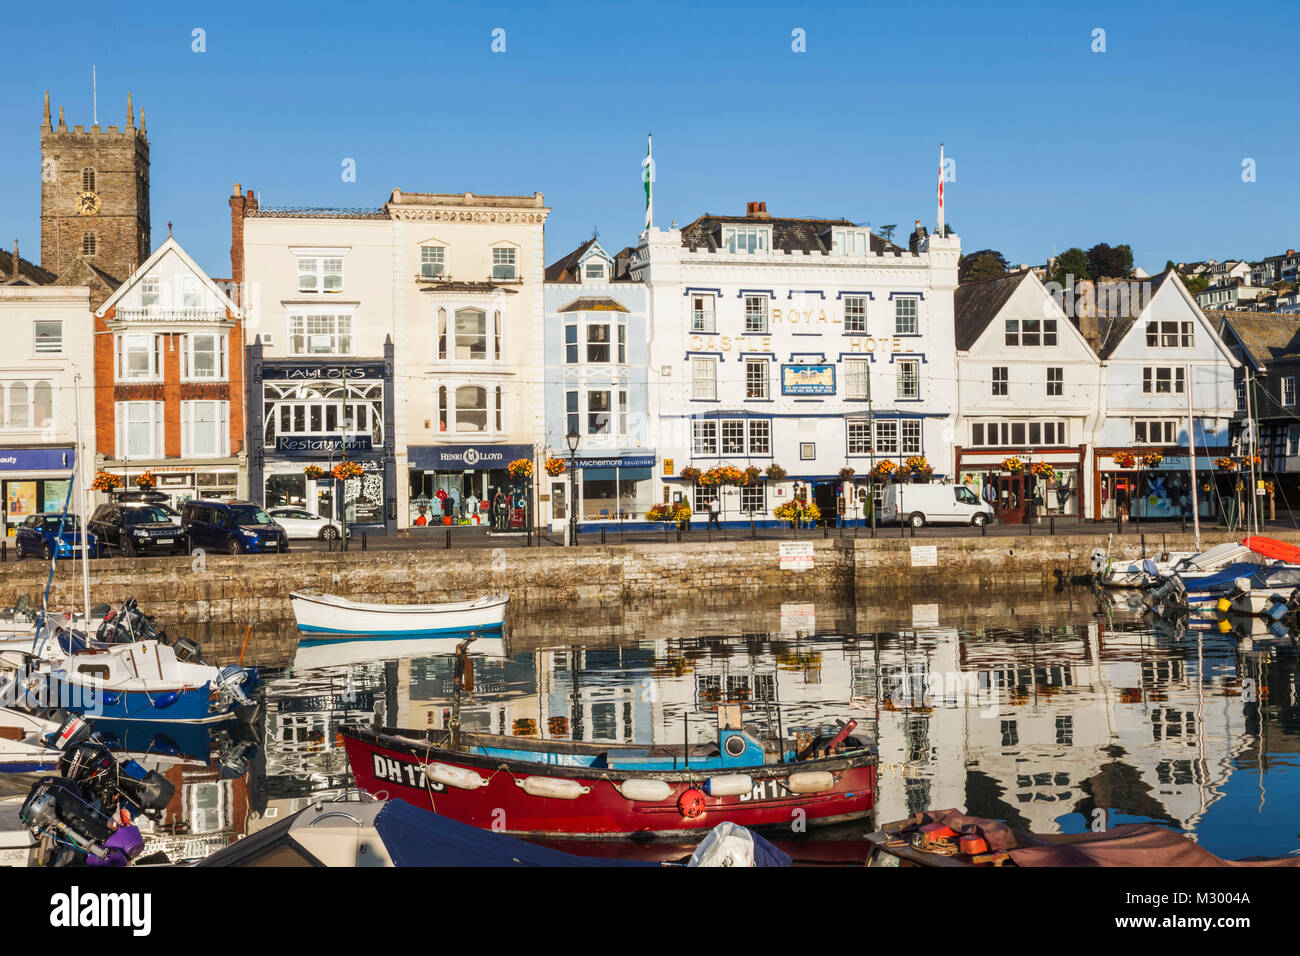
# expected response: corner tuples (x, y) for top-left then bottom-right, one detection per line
(644, 133), (654, 234)
(937, 142), (945, 236)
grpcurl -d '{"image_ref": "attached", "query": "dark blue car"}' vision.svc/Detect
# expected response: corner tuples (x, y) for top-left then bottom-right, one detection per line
(181, 499), (288, 555)
(15, 513), (97, 560)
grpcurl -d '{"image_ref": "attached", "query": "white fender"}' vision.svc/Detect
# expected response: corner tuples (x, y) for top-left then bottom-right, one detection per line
(516, 776), (591, 799)
(617, 779), (673, 802)
(427, 762), (488, 791)
(786, 771), (835, 794)
(703, 773), (753, 797)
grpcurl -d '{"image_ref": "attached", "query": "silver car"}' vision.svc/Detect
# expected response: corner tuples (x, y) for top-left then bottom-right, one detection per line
(267, 507), (343, 541)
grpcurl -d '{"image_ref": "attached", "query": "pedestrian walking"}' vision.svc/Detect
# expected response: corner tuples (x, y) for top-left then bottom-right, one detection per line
(708, 495), (721, 530)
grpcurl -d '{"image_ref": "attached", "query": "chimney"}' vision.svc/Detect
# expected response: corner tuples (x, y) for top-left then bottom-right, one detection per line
(229, 184), (258, 293)
(745, 201), (771, 220)
(908, 219), (928, 253)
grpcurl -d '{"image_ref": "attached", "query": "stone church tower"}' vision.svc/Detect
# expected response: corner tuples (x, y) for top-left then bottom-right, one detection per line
(39, 90), (151, 283)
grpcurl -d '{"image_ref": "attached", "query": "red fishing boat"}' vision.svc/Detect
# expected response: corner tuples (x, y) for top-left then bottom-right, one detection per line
(340, 708), (877, 841)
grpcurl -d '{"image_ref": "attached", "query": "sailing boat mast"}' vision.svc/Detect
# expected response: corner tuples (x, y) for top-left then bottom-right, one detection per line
(1185, 362), (1201, 551)
(75, 373), (90, 626)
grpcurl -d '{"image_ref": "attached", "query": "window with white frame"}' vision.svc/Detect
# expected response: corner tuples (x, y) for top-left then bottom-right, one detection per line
(564, 325), (578, 363)
(971, 421), (1067, 447)
(692, 420), (717, 456)
(1142, 366), (1185, 394)
(900, 419), (922, 454)
(1, 381), (53, 431)
(1289, 424), (1300, 457)
(896, 359), (920, 399)
(745, 359), (769, 399)
(874, 420), (898, 455)
(1236, 379), (1246, 411)
(1284, 376), (1296, 407)
(847, 420), (872, 455)
(420, 246), (446, 278)
(618, 391), (628, 435)
(1005, 317), (1059, 347)
(832, 229), (870, 255)
(748, 419), (770, 454)
(722, 227), (769, 254)
(617, 325), (626, 364)
(844, 359), (868, 399)
(844, 296), (867, 333)
(692, 357), (718, 400)
(181, 333), (228, 381)
(587, 390), (611, 435)
(456, 385), (488, 433)
(182, 278), (202, 308)
(140, 277), (160, 308)
(115, 333), (162, 381)
(33, 321), (62, 355)
(721, 420), (745, 455)
(692, 294), (716, 333)
(565, 391), (579, 435)
(297, 257), (343, 293)
(740, 483), (766, 514)
(115, 401), (165, 459)
(584, 259), (605, 280)
(288, 313), (352, 355)
(1047, 367), (1063, 396)
(586, 324), (611, 363)
(181, 401), (230, 458)
(992, 366), (1008, 396)
(453, 309), (488, 360)
(1134, 419), (1177, 444)
(744, 296), (769, 334)
(894, 297), (918, 335)
(1145, 320), (1194, 348)
(492, 247), (517, 280)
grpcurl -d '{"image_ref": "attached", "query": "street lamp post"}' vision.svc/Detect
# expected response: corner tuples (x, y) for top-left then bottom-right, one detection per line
(566, 427), (580, 547)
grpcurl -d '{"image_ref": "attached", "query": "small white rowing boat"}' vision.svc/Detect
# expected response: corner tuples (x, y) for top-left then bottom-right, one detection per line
(289, 592), (508, 642)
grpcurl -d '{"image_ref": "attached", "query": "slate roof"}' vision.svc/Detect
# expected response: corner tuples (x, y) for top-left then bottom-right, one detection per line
(557, 296), (629, 313)
(0, 248), (57, 286)
(1092, 269), (1175, 359)
(677, 214), (905, 255)
(545, 238), (597, 283)
(1211, 310), (1300, 367)
(953, 269), (1032, 350)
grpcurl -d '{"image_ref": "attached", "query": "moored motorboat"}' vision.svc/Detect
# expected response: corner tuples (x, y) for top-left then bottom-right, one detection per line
(340, 707), (877, 841)
(290, 591), (508, 640)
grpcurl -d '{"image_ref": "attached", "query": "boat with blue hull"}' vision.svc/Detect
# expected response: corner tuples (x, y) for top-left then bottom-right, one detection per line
(290, 591), (507, 640)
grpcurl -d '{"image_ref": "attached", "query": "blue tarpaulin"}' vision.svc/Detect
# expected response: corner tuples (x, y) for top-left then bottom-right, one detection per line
(372, 798), (658, 867)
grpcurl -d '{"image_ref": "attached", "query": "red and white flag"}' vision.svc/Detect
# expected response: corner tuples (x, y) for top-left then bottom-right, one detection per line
(937, 143), (945, 235)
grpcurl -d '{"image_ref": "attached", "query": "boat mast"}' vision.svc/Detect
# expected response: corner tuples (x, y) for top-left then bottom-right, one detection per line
(1244, 369), (1258, 535)
(75, 373), (90, 627)
(1185, 362), (1201, 551)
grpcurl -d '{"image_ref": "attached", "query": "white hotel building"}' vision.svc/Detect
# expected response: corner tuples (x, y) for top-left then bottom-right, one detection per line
(630, 205), (960, 523)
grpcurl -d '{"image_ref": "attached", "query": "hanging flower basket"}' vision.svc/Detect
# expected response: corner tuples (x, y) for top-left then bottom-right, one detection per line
(506, 458), (533, 480)
(1002, 456), (1026, 473)
(544, 457), (566, 477)
(1030, 461), (1055, 479)
(1214, 456), (1236, 471)
(871, 460), (897, 480)
(902, 456), (933, 479)
(742, 466), (762, 486)
(1140, 452), (1164, 469)
(92, 471), (123, 492)
(133, 471), (156, 490)
(679, 466), (702, 484)
(837, 467), (856, 482)
(646, 502), (692, 525)
(332, 460), (363, 481)
(700, 465), (745, 486)
(765, 463), (788, 481)
(304, 465), (325, 480)
(1111, 452), (1135, 469)
(1264, 480), (1275, 495)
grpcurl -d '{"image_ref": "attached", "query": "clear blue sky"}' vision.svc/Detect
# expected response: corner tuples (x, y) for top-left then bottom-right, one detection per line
(2, 0), (1297, 278)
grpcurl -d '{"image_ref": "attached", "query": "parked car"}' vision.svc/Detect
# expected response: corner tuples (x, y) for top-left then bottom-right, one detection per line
(267, 507), (342, 541)
(182, 499), (289, 555)
(112, 490), (182, 525)
(14, 513), (97, 560)
(879, 483), (995, 529)
(88, 502), (186, 557)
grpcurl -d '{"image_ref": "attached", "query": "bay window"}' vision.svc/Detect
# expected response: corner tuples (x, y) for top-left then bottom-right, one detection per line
(288, 313), (352, 355)
(456, 385), (488, 432)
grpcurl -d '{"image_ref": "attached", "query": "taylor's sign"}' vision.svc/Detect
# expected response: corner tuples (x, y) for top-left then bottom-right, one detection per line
(779, 541), (815, 572)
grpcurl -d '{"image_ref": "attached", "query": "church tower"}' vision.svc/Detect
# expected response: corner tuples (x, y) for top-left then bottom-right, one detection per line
(39, 89), (151, 282)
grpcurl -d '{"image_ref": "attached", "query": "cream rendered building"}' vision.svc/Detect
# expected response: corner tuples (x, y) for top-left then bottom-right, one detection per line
(388, 191), (548, 529)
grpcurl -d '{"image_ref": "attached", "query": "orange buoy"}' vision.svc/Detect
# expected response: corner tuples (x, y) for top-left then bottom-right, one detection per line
(677, 787), (706, 819)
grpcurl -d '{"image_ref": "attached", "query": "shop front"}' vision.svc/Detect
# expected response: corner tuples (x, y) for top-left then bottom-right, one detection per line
(955, 446), (1087, 525)
(1095, 452), (1216, 520)
(0, 446), (76, 536)
(247, 347), (397, 536)
(547, 454), (656, 530)
(407, 443), (533, 530)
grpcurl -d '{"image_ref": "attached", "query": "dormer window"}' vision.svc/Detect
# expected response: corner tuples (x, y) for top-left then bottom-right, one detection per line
(722, 226), (769, 254)
(492, 247), (517, 280)
(584, 259), (607, 281)
(420, 246), (446, 278)
(832, 229), (870, 255)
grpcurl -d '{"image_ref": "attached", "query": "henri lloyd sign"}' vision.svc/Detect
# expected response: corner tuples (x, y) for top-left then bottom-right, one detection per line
(412, 444), (532, 471)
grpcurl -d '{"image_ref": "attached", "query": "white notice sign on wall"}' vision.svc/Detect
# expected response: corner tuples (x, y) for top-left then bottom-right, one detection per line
(910, 545), (938, 567)
(779, 542), (815, 572)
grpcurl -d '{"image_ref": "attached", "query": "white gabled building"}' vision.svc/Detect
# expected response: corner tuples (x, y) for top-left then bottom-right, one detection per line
(954, 270), (1101, 523)
(631, 205), (960, 525)
(1089, 271), (1239, 520)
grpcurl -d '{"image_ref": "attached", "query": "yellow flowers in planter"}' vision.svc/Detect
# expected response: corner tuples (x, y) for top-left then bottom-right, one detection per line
(507, 458), (533, 479)
(646, 502), (692, 525)
(332, 460), (363, 481)
(1112, 451), (1135, 469)
(544, 457), (566, 477)
(773, 499), (821, 524)
(91, 471), (122, 492)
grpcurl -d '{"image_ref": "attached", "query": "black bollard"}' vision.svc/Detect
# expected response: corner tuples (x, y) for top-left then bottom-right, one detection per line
(1140, 534), (1146, 559)
(750, 516), (756, 540)
(823, 523), (829, 539)
(362, 532), (367, 552)
(1, 540), (5, 562)
(600, 526), (606, 546)
(981, 520), (987, 537)
(445, 528), (451, 550)
(676, 524), (682, 543)
(1050, 517), (1055, 535)
(1117, 513), (1122, 535)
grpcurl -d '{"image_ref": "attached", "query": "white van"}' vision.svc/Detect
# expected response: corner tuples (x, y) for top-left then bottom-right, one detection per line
(879, 484), (994, 528)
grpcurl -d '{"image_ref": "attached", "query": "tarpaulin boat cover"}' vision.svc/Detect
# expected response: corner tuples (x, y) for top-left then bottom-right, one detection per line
(1183, 562), (1280, 593)
(914, 810), (1300, 867)
(373, 798), (657, 867)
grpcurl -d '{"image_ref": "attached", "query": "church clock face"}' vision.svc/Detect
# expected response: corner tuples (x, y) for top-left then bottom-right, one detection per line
(76, 191), (101, 215)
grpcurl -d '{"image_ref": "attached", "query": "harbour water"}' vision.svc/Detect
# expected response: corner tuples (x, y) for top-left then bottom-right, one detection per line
(42, 586), (1300, 863)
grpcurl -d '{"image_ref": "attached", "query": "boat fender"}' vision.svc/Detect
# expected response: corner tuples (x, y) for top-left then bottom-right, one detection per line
(516, 776), (590, 799)
(427, 762), (489, 791)
(702, 774), (752, 797)
(1266, 598), (1288, 621)
(677, 787), (707, 819)
(617, 779), (673, 802)
(786, 771), (835, 794)
(1216, 597), (1233, 613)
(153, 692), (180, 709)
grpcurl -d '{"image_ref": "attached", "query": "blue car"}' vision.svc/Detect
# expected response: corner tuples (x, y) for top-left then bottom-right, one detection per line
(14, 513), (97, 560)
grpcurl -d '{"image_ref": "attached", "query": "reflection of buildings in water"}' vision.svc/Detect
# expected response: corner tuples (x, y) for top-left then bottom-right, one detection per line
(134, 750), (252, 861)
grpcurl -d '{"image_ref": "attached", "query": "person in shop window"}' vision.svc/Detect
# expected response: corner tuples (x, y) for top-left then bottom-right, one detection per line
(492, 489), (508, 531)
(465, 492), (480, 525)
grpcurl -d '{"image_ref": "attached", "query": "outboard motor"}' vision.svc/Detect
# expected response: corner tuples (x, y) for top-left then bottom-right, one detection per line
(214, 665), (253, 707)
(1089, 550), (1107, 575)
